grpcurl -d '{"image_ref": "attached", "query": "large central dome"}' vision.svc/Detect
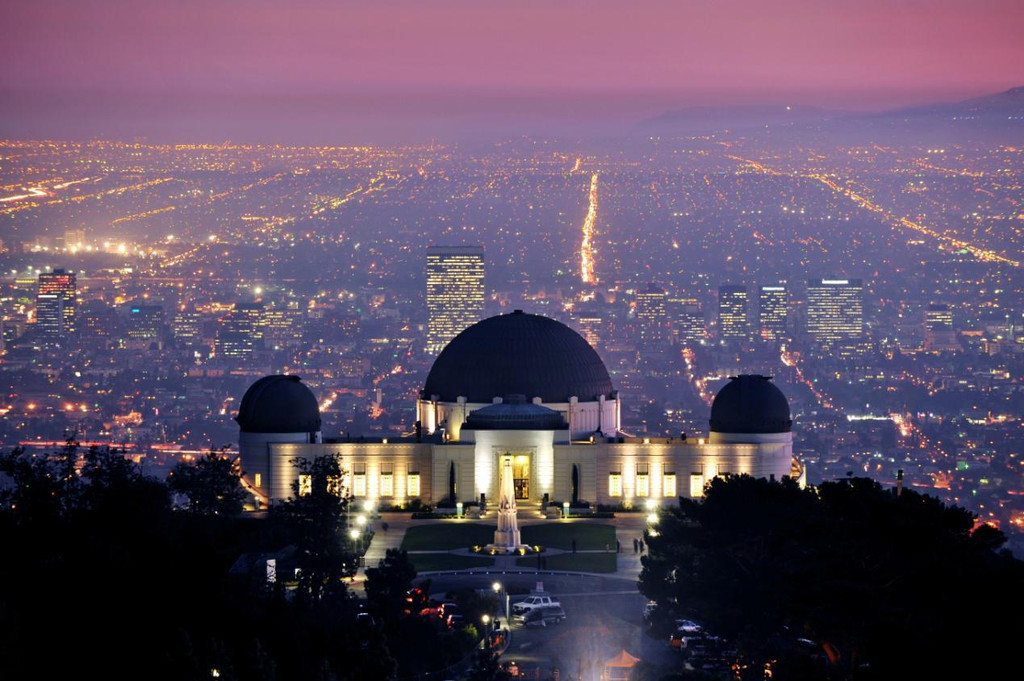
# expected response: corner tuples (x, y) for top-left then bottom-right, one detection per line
(422, 310), (614, 403)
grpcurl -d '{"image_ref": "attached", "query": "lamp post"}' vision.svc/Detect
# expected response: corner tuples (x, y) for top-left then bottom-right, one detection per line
(482, 614), (491, 647)
(492, 581), (509, 625)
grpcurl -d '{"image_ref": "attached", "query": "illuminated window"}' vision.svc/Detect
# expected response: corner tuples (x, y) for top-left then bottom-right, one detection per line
(407, 473), (421, 497)
(380, 474), (394, 498)
(298, 474), (312, 497)
(353, 474), (367, 498)
(609, 473), (622, 497)
(254, 472), (262, 489)
(636, 463), (649, 497)
(663, 474), (677, 498)
(636, 474), (649, 497)
(689, 472), (704, 498)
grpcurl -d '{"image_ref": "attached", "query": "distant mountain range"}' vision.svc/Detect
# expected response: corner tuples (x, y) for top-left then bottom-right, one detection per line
(637, 86), (1024, 136)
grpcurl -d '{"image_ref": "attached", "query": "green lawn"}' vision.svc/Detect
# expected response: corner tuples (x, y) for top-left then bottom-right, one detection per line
(520, 523), (616, 551)
(514, 551), (618, 573)
(409, 553), (496, 572)
(401, 523), (497, 550)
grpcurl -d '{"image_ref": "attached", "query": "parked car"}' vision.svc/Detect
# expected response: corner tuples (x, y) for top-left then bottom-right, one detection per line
(518, 605), (566, 627)
(511, 594), (561, 616)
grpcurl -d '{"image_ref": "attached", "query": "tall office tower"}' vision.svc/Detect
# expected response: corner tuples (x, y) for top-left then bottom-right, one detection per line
(573, 312), (604, 348)
(126, 303), (165, 344)
(234, 302), (265, 348)
(635, 284), (669, 347)
(667, 295), (704, 345)
(216, 302), (264, 359)
(806, 278), (864, 350)
(262, 301), (304, 350)
(171, 309), (203, 348)
(426, 245), (485, 355)
(759, 284), (788, 342)
(718, 285), (748, 341)
(924, 303), (958, 352)
(36, 268), (77, 342)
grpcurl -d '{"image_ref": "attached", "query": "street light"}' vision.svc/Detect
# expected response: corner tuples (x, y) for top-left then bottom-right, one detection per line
(493, 581), (509, 624)
(482, 614), (491, 646)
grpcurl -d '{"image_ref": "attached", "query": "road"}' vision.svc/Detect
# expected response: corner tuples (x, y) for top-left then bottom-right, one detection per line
(420, 572), (677, 681)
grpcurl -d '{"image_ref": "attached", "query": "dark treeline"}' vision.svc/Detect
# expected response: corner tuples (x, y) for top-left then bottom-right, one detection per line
(640, 475), (1024, 680)
(0, 444), (479, 681)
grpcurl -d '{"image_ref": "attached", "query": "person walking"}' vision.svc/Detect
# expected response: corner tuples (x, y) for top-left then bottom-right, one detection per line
(633, 538), (639, 553)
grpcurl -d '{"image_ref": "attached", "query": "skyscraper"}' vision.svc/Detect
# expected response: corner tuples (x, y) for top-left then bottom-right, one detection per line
(126, 303), (165, 344)
(635, 284), (669, 348)
(216, 302), (264, 359)
(36, 268), (76, 342)
(924, 303), (958, 352)
(759, 284), (788, 342)
(426, 245), (485, 355)
(806, 278), (863, 350)
(718, 285), (748, 341)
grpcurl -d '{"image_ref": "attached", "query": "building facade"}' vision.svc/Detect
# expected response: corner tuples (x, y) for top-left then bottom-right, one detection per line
(237, 311), (799, 510)
(806, 278), (864, 352)
(759, 284), (788, 342)
(426, 245), (485, 356)
(36, 268), (77, 342)
(718, 284), (748, 341)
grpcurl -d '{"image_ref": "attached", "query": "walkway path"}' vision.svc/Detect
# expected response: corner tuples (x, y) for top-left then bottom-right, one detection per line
(352, 510), (652, 590)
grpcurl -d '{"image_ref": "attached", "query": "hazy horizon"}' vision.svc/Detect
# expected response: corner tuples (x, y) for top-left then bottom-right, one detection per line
(3, 0), (1022, 143)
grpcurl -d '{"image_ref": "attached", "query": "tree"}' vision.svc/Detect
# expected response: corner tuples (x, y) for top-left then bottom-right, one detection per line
(639, 474), (1024, 680)
(272, 455), (355, 602)
(364, 548), (418, 625)
(169, 448), (248, 515)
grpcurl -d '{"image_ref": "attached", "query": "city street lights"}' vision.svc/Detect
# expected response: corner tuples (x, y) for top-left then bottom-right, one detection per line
(482, 614), (491, 646)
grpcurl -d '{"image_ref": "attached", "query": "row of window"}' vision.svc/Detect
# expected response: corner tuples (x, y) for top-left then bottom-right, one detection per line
(256, 472), (421, 499)
(608, 463), (734, 499)
(608, 471), (676, 498)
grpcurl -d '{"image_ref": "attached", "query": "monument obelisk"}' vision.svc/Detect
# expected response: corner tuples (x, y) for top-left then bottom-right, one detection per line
(492, 455), (522, 552)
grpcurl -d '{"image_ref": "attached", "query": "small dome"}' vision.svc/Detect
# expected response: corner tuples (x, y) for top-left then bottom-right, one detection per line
(236, 375), (321, 434)
(709, 375), (792, 434)
(423, 310), (614, 403)
(463, 396), (569, 431)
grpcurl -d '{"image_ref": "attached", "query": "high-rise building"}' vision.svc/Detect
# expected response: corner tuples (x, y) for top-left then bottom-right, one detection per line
(426, 245), (485, 355)
(924, 303), (958, 352)
(126, 304), (165, 344)
(635, 284), (669, 347)
(172, 309), (203, 348)
(806, 278), (863, 350)
(759, 284), (788, 342)
(667, 295), (704, 346)
(216, 302), (264, 359)
(718, 285), (748, 341)
(36, 269), (76, 342)
(573, 313), (604, 349)
(262, 301), (304, 350)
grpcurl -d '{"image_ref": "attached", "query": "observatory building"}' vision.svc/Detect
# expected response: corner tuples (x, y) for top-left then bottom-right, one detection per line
(237, 311), (798, 508)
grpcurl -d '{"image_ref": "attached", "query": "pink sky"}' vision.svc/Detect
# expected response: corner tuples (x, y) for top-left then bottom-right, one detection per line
(2, 0), (1022, 108)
